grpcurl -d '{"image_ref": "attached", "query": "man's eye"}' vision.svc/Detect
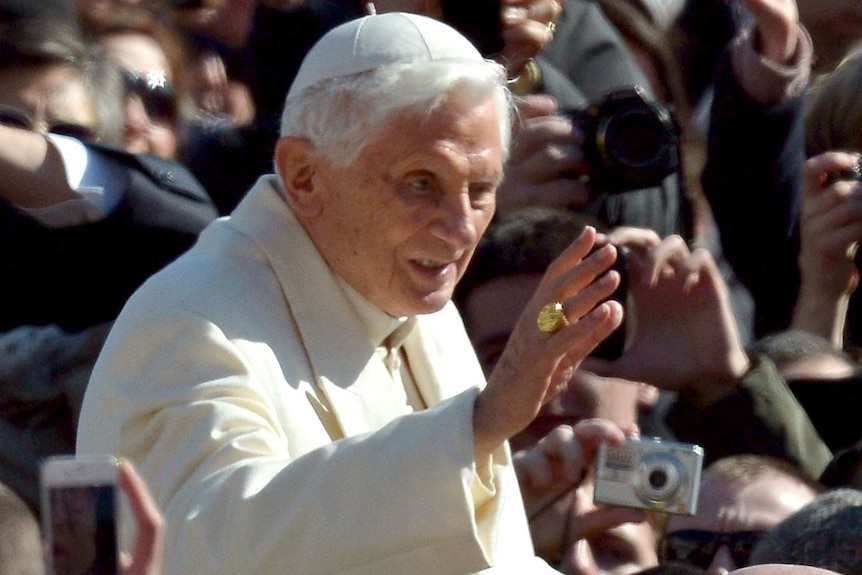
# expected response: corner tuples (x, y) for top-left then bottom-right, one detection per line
(408, 177), (433, 192)
(470, 184), (497, 206)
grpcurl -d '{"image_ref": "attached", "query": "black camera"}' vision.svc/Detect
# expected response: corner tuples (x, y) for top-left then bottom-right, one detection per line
(562, 86), (680, 195)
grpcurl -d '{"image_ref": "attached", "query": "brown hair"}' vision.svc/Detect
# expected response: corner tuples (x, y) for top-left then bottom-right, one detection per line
(79, 3), (194, 123)
(805, 49), (862, 157)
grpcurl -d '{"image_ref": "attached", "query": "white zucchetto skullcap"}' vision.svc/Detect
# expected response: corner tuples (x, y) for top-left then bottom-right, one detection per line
(286, 12), (484, 100)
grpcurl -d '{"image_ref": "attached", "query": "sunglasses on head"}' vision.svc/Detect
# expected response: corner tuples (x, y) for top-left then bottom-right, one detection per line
(0, 107), (98, 142)
(659, 529), (766, 569)
(121, 68), (177, 124)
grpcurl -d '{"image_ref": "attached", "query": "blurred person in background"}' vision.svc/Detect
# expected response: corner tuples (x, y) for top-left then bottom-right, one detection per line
(0, 12), (217, 513)
(0, 479), (42, 575)
(79, 3), (192, 160)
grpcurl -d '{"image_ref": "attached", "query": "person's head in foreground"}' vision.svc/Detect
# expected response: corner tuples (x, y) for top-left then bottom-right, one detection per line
(730, 564), (845, 575)
(660, 455), (823, 574)
(749, 487), (862, 575)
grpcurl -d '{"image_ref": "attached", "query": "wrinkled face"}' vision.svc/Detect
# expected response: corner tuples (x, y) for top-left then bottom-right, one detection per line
(300, 92), (503, 317)
(664, 473), (818, 573)
(0, 64), (98, 138)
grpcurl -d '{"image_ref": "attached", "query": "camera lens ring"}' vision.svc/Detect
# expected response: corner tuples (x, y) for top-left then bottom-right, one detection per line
(596, 108), (672, 170)
(634, 453), (684, 506)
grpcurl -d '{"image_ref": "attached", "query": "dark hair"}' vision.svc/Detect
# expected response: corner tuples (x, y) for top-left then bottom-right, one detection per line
(0, 17), (125, 143)
(820, 440), (862, 489)
(454, 207), (603, 311)
(79, 3), (193, 123)
(0, 17), (88, 67)
(750, 488), (862, 575)
(747, 329), (855, 373)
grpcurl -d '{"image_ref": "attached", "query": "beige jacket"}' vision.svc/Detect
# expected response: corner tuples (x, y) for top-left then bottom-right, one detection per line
(77, 176), (556, 575)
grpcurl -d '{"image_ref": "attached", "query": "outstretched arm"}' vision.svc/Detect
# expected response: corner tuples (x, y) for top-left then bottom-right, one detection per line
(0, 126), (78, 209)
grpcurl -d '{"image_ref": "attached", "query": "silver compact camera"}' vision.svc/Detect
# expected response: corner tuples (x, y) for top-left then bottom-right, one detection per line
(593, 436), (703, 515)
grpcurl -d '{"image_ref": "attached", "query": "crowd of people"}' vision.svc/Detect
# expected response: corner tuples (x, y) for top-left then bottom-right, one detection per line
(2, 0), (862, 574)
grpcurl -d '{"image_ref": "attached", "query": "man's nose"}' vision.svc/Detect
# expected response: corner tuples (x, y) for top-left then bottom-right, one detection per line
(561, 538), (599, 575)
(707, 544), (736, 575)
(432, 193), (480, 247)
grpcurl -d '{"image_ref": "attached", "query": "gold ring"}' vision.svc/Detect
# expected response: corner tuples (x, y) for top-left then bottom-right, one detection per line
(547, 21), (556, 34)
(537, 301), (569, 334)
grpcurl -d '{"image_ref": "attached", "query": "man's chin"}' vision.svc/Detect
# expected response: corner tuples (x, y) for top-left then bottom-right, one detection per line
(391, 291), (453, 318)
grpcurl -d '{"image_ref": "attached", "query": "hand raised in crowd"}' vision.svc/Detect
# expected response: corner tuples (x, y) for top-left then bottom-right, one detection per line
(495, 94), (590, 219)
(791, 151), (862, 347)
(473, 226), (624, 460)
(118, 460), (164, 575)
(497, 0), (563, 75)
(583, 234), (750, 407)
(740, 0), (800, 64)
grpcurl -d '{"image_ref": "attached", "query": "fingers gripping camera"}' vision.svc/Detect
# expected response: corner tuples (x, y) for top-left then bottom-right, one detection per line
(594, 436), (704, 515)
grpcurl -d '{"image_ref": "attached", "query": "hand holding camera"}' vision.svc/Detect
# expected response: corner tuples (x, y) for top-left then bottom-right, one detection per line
(495, 94), (593, 218)
(791, 151), (862, 346)
(582, 234), (750, 408)
(513, 418), (634, 518)
(41, 456), (164, 575)
(514, 422), (704, 521)
(561, 86), (681, 196)
(594, 436), (703, 515)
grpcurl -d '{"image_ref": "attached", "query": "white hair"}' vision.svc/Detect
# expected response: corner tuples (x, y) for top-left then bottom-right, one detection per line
(279, 58), (514, 168)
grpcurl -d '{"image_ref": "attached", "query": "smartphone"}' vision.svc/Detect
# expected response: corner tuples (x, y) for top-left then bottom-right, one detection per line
(41, 456), (121, 575)
(439, 0), (505, 56)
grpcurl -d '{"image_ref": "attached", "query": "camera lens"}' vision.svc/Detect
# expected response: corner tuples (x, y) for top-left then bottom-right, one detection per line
(649, 468), (668, 490)
(635, 454), (683, 506)
(599, 109), (669, 168)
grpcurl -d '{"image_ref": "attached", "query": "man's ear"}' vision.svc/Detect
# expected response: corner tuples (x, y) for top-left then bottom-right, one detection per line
(274, 136), (322, 217)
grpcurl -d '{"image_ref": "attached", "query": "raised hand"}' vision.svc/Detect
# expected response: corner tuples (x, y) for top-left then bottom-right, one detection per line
(739, 0), (800, 64)
(496, 0), (563, 76)
(583, 234), (750, 407)
(474, 226), (624, 460)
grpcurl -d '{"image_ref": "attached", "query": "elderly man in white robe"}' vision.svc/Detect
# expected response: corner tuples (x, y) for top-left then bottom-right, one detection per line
(76, 12), (626, 575)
